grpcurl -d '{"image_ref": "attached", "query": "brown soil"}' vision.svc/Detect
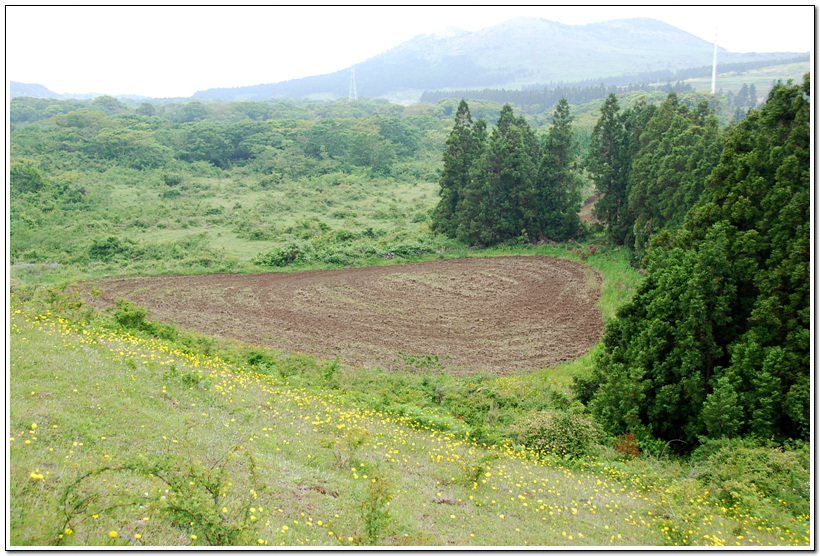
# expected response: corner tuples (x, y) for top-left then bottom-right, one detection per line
(90, 256), (604, 375)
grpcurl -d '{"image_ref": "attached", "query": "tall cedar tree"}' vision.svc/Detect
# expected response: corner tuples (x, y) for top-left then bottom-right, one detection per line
(576, 76), (810, 446)
(586, 94), (656, 246)
(586, 94), (623, 240)
(534, 98), (582, 241)
(432, 100), (484, 237)
(627, 93), (722, 257)
(456, 104), (537, 245)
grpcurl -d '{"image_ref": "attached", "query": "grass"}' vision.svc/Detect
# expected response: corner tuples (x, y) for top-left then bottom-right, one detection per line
(8, 297), (810, 547)
(10, 170), (444, 284)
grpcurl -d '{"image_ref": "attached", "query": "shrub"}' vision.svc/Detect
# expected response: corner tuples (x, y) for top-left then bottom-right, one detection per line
(614, 432), (640, 459)
(162, 172), (183, 186)
(89, 236), (130, 261)
(160, 188), (181, 199)
(11, 158), (50, 194)
(142, 320), (178, 341)
(113, 299), (148, 329)
(388, 242), (432, 258)
(690, 438), (810, 519)
(512, 410), (602, 458)
(251, 241), (314, 267)
(113, 299), (178, 340)
(321, 425), (370, 469)
(394, 352), (445, 373)
(247, 229), (275, 241)
(357, 473), (394, 546)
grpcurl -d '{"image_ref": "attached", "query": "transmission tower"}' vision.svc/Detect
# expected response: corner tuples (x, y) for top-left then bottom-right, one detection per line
(348, 67), (358, 101)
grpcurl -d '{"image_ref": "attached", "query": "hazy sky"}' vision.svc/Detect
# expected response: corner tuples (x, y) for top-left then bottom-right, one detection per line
(7, 5), (815, 99)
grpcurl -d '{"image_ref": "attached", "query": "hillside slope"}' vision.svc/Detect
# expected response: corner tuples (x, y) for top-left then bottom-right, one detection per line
(9, 299), (810, 547)
(194, 17), (805, 102)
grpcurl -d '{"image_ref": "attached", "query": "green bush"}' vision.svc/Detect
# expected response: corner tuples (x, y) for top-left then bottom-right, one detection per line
(160, 188), (181, 199)
(386, 403), (469, 434)
(251, 241), (315, 267)
(113, 299), (178, 341)
(162, 172), (183, 186)
(113, 299), (148, 329)
(11, 158), (50, 194)
(690, 438), (810, 518)
(89, 236), (130, 261)
(512, 410), (602, 458)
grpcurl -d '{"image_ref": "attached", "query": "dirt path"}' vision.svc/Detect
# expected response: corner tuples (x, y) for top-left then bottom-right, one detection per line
(90, 256), (604, 375)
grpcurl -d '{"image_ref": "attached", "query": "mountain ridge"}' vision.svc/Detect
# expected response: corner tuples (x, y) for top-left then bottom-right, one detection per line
(11, 17), (807, 103)
(192, 17), (805, 103)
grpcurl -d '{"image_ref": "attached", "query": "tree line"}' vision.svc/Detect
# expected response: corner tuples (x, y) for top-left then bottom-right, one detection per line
(432, 76), (809, 448)
(577, 76), (810, 447)
(419, 55), (808, 111)
(420, 81), (695, 113)
(10, 103), (440, 180)
(431, 90), (724, 251)
(431, 99), (582, 245)
(586, 91), (723, 259)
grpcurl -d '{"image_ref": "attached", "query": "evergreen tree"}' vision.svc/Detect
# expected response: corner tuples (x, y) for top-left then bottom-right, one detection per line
(456, 104), (537, 245)
(688, 74), (811, 440)
(748, 83), (758, 107)
(587, 94), (655, 246)
(586, 94), (623, 241)
(735, 83), (750, 109)
(533, 97), (582, 241)
(432, 100), (482, 237)
(627, 93), (722, 257)
(577, 76), (810, 446)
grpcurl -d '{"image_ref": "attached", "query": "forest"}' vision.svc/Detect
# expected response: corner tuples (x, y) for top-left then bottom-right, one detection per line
(428, 76), (809, 449)
(419, 55), (808, 113)
(8, 73), (811, 547)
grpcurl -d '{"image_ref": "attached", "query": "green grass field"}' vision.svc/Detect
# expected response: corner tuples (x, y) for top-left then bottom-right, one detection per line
(8, 286), (810, 547)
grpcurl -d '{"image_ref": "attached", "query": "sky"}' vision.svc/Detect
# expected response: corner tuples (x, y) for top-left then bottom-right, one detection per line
(6, 4), (815, 99)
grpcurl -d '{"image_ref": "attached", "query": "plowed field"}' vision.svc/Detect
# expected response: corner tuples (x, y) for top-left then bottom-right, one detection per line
(91, 256), (603, 375)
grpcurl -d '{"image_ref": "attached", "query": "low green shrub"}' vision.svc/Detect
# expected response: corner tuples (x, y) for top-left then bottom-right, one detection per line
(356, 473), (394, 546)
(386, 403), (469, 434)
(113, 299), (148, 329)
(88, 237), (131, 261)
(512, 410), (602, 458)
(251, 241), (315, 267)
(690, 438), (810, 519)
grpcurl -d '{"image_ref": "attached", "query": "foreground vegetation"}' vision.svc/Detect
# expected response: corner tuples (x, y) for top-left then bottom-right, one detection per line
(9, 288), (810, 547)
(9, 69), (811, 546)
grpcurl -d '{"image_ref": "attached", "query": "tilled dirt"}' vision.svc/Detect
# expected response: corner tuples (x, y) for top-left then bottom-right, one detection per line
(90, 256), (604, 375)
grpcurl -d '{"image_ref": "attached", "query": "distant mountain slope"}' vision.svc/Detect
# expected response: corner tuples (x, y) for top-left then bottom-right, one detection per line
(194, 17), (806, 102)
(10, 81), (66, 99)
(9, 81), (150, 101)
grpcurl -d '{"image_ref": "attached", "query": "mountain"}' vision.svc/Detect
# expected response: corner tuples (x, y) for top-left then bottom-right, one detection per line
(193, 17), (806, 103)
(10, 81), (70, 99)
(9, 81), (152, 101)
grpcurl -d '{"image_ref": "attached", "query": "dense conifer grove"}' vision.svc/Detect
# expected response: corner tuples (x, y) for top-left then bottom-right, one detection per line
(574, 75), (810, 447)
(431, 99), (581, 245)
(433, 76), (809, 448)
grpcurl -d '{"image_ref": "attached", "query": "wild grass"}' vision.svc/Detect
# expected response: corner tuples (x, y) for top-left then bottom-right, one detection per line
(9, 296), (810, 547)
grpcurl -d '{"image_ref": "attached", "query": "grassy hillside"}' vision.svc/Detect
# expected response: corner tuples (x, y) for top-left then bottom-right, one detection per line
(9, 293), (810, 547)
(9, 86), (811, 548)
